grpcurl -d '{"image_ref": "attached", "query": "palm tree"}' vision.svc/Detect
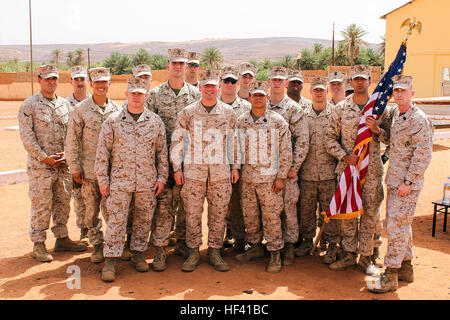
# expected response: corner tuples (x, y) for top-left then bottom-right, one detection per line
(52, 49), (62, 66)
(66, 51), (74, 67)
(278, 55), (297, 69)
(149, 54), (168, 70)
(312, 43), (323, 55)
(132, 49), (152, 66)
(378, 35), (386, 58)
(201, 47), (223, 69)
(299, 48), (316, 70)
(74, 48), (85, 65)
(340, 23), (368, 65)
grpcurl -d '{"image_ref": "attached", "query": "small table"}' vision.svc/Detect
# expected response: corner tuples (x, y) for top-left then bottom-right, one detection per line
(432, 200), (449, 237)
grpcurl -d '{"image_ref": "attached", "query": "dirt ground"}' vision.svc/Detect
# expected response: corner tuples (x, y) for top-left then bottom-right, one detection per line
(0, 101), (449, 300)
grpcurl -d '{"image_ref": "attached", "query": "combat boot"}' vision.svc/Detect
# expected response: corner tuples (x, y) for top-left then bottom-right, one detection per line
(358, 255), (381, 276)
(174, 239), (189, 259)
(371, 247), (383, 267)
(294, 238), (313, 257)
(90, 243), (105, 263)
(181, 247), (201, 272)
(151, 246), (167, 272)
(32, 242), (53, 262)
(323, 242), (338, 264)
(79, 227), (88, 241)
(266, 250), (281, 273)
(235, 243), (265, 262)
(329, 251), (356, 271)
(168, 230), (176, 247)
(398, 260), (414, 283)
(368, 268), (398, 294)
(101, 258), (116, 282)
(233, 238), (246, 254)
(131, 252), (149, 272)
(120, 234), (132, 261)
(282, 243), (294, 266)
(208, 248), (230, 272)
(54, 237), (87, 252)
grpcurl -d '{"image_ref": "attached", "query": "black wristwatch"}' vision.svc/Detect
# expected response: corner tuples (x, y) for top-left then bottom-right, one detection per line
(404, 179), (412, 186)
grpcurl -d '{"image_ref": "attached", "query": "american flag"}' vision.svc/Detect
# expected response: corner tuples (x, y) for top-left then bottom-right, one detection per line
(327, 42), (407, 219)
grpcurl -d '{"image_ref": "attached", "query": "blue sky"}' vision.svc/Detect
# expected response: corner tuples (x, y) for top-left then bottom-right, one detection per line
(0, 0), (411, 45)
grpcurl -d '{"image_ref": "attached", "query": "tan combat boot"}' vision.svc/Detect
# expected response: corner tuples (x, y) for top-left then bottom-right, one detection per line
(267, 250), (281, 273)
(282, 243), (294, 266)
(120, 235), (132, 261)
(54, 237), (87, 252)
(329, 251), (356, 271)
(32, 242), (53, 262)
(151, 246), (167, 272)
(371, 247), (383, 267)
(398, 260), (414, 283)
(181, 247), (201, 272)
(323, 242), (338, 264)
(90, 243), (105, 263)
(101, 258), (116, 282)
(235, 243), (265, 262)
(358, 255), (381, 277)
(175, 239), (190, 259)
(208, 248), (230, 272)
(368, 268), (398, 294)
(294, 238), (313, 257)
(131, 252), (149, 272)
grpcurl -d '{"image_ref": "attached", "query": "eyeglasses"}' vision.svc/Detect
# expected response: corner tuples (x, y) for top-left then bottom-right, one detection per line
(188, 63), (200, 68)
(223, 78), (237, 84)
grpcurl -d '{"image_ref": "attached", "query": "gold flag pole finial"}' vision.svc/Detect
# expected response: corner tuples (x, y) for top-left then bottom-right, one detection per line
(401, 17), (422, 43)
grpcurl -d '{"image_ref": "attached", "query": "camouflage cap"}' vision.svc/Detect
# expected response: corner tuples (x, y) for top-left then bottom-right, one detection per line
(200, 69), (220, 86)
(37, 64), (59, 79)
(250, 80), (269, 96)
(132, 64), (152, 77)
(89, 67), (111, 82)
(350, 64), (371, 80)
(269, 66), (288, 80)
(392, 75), (413, 90)
(168, 48), (188, 63)
(221, 66), (239, 80)
(187, 52), (201, 64)
(69, 65), (88, 79)
(310, 76), (328, 90)
(239, 62), (257, 77)
(328, 71), (347, 83)
(127, 77), (148, 94)
(288, 70), (304, 83)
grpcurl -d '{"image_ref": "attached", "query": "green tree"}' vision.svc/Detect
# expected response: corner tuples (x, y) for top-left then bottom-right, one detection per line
(334, 42), (351, 66)
(316, 47), (332, 70)
(278, 55), (297, 69)
(132, 49), (152, 66)
(66, 51), (75, 67)
(378, 35), (386, 58)
(201, 47), (223, 69)
(51, 49), (62, 66)
(149, 54), (168, 70)
(299, 48), (316, 70)
(103, 52), (133, 75)
(255, 69), (269, 81)
(74, 48), (85, 66)
(340, 23), (368, 65)
(313, 43), (324, 55)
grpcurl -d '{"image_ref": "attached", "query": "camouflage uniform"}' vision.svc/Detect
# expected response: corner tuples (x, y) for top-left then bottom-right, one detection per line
(384, 104), (432, 268)
(95, 107), (168, 257)
(147, 81), (201, 247)
(66, 94), (91, 231)
(326, 94), (392, 256)
(268, 95), (309, 244)
(18, 92), (72, 243)
(65, 97), (121, 246)
(237, 109), (292, 251)
(299, 102), (339, 243)
(171, 100), (236, 249)
(219, 94), (251, 241)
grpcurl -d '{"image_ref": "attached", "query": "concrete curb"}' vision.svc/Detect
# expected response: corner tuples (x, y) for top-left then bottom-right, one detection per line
(0, 170), (28, 186)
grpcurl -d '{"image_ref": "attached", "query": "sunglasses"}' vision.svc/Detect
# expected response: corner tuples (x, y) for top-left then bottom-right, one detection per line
(188, 63), (200, 68)
(223, 78), (237, 84)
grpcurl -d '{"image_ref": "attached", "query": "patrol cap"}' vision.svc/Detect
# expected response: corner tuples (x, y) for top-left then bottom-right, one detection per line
(239, 62), (257, 77)
(328, 71), (347, 83)
(168, 48), (188, 63)
(350, 64), (371, 80)
(38, 64), (59, 79)
(69, 65), (88, 79)
(200, 69), (220, 86)
(127, 77), (148, 94)
(187, 52), (201, 64)
(221, 66), (239, 80)
(288, 70), (304, 83)
(132, 64), (152, 77)
(250, 81), (269, 96)
(269, 66), (288, 80)
(310, 76), (328, 90)
(392, 75), (413, 90)
(89, 67), (111, 82)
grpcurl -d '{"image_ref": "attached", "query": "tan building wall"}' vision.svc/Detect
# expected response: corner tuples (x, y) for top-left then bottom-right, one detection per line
(382, 0), (450, 98)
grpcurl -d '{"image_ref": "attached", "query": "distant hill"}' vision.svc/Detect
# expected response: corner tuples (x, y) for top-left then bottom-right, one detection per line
(0, 37), (380, 65)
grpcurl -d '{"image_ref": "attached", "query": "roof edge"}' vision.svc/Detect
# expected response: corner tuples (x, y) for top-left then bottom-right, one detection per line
(380, 1), (414, 19)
